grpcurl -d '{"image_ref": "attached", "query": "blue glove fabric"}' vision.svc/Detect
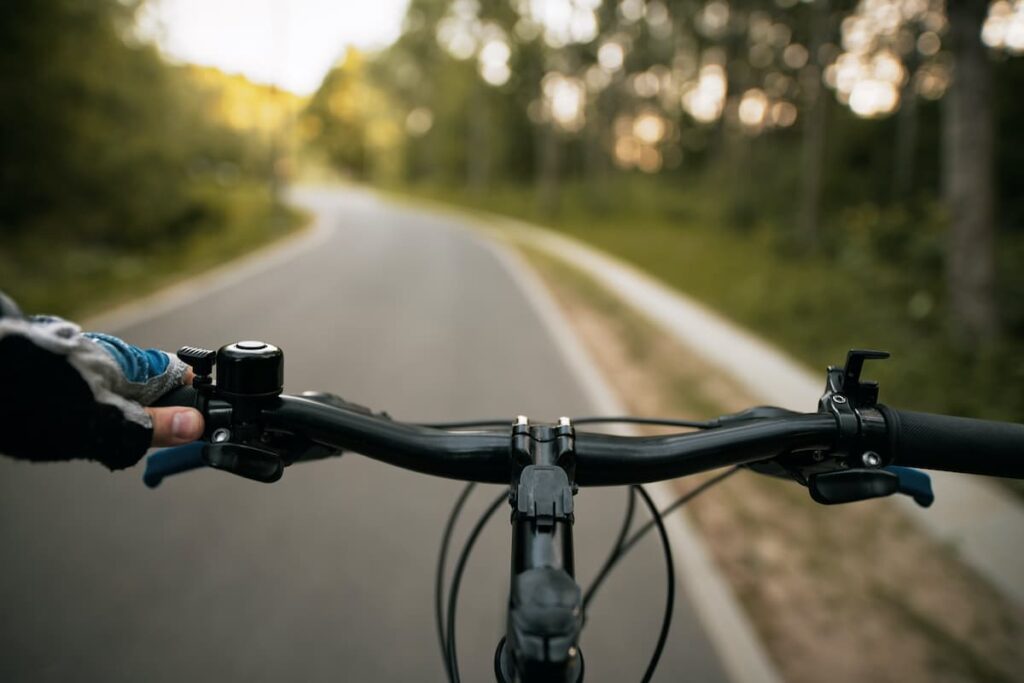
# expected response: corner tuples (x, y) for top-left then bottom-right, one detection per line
(84, 332), (172, 383)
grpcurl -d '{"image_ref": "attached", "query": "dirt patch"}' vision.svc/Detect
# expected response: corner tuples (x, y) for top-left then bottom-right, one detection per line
(521, 246), (1024, 683)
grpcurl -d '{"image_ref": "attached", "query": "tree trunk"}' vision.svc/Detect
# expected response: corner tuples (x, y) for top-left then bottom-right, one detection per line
(726, 130), (753, 230)
(584, 98), (608, 212)
(943, 0), (998, 346)
(466, 82), (489, 195)
(536, 122), (561, 217)
(798, 0), (829, 250)
(893, 55), (919, 200)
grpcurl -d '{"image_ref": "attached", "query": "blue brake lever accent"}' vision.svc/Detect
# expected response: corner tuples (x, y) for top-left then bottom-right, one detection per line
(143, 442), (207, 488)
(885, 466), (934, 508)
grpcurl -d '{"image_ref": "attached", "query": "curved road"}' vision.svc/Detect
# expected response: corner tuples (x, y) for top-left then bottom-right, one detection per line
(0, 187), (729, 682)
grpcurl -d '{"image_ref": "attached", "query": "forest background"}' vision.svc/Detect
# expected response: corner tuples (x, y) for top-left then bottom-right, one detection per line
(2, 0), (1023, 433)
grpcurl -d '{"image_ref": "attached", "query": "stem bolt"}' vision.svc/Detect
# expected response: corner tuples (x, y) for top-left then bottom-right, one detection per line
(212, 428), (231, 444)
(862, 451), (882, 468)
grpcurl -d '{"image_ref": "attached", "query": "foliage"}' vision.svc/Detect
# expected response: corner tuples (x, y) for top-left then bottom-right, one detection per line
(0, 0), (298, 315)
(0, 0), (280, 243)
(303, 49), (406, 183)
(302, 0), (1022, 231)
(299, 0), (1024, 424)
(0, 182), (305, 319)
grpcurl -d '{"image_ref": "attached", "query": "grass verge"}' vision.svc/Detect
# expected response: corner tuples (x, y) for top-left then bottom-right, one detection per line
(0, 182), (308, 319)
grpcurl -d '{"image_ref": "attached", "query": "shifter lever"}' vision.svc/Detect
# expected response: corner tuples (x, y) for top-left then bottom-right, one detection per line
(177, 346), (217, 385)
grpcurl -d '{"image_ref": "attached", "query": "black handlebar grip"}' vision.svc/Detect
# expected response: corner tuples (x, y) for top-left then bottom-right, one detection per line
(151, 385), (198, 408)
(879, 406), (1024, 479)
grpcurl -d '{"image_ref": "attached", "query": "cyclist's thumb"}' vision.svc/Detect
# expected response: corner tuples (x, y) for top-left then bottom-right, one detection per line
(147, 407), (204, 447)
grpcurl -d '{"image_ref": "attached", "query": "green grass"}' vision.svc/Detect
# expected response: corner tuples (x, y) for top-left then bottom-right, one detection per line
(0, 181), (307, 319)
(393, 177), (1024, 497)
(522, 243), (728, 419)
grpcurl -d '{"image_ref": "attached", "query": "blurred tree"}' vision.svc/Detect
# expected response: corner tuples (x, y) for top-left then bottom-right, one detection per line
(798, 0), (831, 249)
(294, 0), (1024, 430)
(0, 0), (270, 247)
(304, 0), (1022, 355)
(944, 0), (998, 345)
(892, 44), (920, 200)
(304, 50), (372, 177)
(304, 48), (406, 183)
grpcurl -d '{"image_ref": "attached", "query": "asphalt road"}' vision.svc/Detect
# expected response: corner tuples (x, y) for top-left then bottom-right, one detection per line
(0, 187), (730, 682)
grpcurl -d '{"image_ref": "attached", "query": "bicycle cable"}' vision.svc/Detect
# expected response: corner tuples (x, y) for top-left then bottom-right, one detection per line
(445, 490), (506, 683)
(435, 482), (476, 680)
(575, 416), (718, 429)
(619, 467), (740, 559)
(581, 466), (740, 616)
(633, 485), (674, 683)
(582, 486), (636, 614)
(421, 416), (717, 430)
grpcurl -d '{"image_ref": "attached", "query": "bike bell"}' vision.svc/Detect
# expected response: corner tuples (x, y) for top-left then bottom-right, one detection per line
(215, 341), (283, 398)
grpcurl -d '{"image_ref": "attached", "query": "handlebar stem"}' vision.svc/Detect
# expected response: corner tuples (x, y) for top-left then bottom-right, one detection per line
(499, 418), (584, 683)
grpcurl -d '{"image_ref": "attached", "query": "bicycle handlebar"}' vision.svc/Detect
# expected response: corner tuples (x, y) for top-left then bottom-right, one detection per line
(272, 395), (847, 485)
(149, 385), (1024, 488)
(144, 343), (1023, 683)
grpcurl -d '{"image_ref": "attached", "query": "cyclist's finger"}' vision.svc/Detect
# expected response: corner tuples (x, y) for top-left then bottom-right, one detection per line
(147, 407), (204, 446)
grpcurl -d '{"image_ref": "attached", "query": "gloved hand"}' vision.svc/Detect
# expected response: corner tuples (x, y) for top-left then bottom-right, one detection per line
(0, 292), (204, 470)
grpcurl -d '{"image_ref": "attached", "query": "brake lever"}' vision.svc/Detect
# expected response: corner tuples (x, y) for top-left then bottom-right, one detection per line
(143, 441), (284, 487)
(143, 443), (206, 488)
(807, 466), (933, 507)
(886, 466), (934, 508)
(204, 442), (283, 483)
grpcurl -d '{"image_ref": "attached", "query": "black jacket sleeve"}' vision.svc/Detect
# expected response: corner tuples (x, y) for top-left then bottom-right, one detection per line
(0, 293), (153, 470)
(0, 335), (152, 469)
